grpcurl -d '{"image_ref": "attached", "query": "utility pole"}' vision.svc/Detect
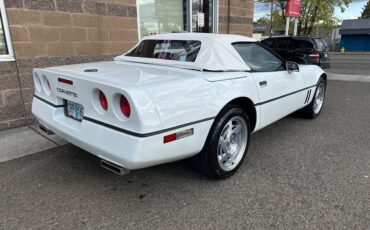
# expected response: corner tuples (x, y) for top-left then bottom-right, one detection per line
(269, 0), (273, 38)
(317, 22), (319, 37)
(285, 16), (290, 36)
(293, 18), (298, 36)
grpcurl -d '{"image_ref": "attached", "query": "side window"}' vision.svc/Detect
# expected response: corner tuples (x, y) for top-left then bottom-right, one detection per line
(321, 39), (328, 47)
(291, 39), (314, 49)
(233, 43), (284, 72)
(314, 39), (327, 51)
(261, 38), (273, 48)
(276, 38), (288, 49)
(287, 38), (295, 49)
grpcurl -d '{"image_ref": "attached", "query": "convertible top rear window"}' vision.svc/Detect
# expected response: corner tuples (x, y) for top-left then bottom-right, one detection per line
(126, 40), (201, 62)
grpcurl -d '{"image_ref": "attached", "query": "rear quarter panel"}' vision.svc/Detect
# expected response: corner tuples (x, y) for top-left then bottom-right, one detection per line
(143, 73), (260, 130)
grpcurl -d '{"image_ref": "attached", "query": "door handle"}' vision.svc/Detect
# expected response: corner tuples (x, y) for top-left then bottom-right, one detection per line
(259, 81), (268, 87)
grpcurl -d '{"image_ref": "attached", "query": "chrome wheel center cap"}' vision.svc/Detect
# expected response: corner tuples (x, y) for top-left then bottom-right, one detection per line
(227, 135), (238, 153)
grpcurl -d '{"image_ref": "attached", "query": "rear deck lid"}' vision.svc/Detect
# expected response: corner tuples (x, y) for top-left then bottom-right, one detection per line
(43, 61), (196, 88)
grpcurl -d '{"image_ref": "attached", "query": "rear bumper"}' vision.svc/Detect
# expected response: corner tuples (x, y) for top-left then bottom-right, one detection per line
(32, 97), (212, 170)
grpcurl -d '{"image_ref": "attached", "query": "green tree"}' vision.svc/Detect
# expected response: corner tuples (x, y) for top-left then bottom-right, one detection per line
(360, 0), (370, 18)
(257, 0), (352, 35)
(257, 10), (285, 29)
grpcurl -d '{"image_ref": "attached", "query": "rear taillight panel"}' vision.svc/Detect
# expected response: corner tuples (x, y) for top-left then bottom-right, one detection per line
(111, 93), (132, 120)
(42, 75), (51, 96)
(33, 73), (42, 93)
(99, 90), (108, 111)
(34, 72), (52, 96)
(92, 89), (109, 114)
(92, 89), (135, 121)
(309, 53), (320, 62)
(119, 95), (131, 118)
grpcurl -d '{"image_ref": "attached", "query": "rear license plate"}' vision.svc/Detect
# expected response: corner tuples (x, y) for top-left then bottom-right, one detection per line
(324, 53), (328, 58)
(65, 100), (84, 121)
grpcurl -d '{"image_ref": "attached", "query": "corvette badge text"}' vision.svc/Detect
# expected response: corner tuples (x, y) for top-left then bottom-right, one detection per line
(57, 88), (78, 98)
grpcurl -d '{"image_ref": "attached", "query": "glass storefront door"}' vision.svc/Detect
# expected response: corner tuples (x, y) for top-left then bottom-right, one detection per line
(137, 0), (216, 37)
(192, 0), (214, 33)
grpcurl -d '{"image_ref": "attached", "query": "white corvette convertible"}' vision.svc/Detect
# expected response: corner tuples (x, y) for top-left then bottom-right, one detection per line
(32, 33), (327, 179)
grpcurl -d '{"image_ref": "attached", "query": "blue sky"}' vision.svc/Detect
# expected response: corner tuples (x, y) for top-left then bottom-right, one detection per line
(254, 0), (368, 22)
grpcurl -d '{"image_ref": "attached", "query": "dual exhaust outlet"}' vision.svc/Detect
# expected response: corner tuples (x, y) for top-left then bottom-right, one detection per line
(39, 123), (130, 176)
(39, 124), (54, 135)
(100, 159), (130, 176)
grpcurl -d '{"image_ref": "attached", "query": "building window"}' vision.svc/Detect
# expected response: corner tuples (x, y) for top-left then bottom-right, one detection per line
(0, 0), (14, 61)
(138, 0), (188, 37)
(137, 0), (218, 38)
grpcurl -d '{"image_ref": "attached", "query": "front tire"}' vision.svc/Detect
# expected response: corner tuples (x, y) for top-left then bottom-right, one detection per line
(197, 105), (251, 179)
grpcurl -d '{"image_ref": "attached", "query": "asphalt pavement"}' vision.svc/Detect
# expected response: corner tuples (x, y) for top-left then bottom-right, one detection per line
(328, 54), (370, 75)
(1, 80), (370, 229)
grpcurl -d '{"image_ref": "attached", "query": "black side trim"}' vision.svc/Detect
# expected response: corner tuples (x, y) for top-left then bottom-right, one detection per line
(34, 95), (65, 108)
(254, 84), (317, 106)
(33, 95), (215, 138)
(83, 116), (215, 138)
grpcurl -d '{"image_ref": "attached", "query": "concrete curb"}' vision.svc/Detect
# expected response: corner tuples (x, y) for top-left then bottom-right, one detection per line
(327, 73), (370, 83)
(0, 126), (68, 164)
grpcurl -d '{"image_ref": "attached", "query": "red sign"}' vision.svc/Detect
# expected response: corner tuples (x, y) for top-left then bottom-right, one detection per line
(285, 0), (301, 17)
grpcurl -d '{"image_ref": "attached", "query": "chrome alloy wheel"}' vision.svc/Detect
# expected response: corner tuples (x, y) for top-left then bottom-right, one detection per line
(217, 116), (248, 171)
(313, 82), (325, 114)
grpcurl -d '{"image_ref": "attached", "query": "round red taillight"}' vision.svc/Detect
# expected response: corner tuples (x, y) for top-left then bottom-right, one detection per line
(99, 90), (108, 111)
(120, 95), (130, 118)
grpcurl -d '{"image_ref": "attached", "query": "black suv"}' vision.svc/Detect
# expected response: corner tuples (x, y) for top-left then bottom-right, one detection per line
(261, 36), (330, 68)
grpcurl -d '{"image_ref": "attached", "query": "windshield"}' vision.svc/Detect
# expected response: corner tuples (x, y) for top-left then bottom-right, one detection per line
(126, 39), (201, 62)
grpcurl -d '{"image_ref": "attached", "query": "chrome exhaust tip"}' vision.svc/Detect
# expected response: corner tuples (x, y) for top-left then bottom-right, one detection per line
(100, 159), (130, 176)
(39, 124), (54, 135)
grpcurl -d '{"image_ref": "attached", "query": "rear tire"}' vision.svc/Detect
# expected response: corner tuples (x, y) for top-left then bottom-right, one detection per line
(300, 77), (326, 119)
(194, 105), (251, 179)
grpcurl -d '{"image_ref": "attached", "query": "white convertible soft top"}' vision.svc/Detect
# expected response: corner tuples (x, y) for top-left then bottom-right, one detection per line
(114, 33), (255, 72)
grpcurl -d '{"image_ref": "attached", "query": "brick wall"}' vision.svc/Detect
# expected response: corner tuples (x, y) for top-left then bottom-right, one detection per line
(219, 0), (254, 36)
(0, 61), (27, 129)
(0, 0), (138, 129)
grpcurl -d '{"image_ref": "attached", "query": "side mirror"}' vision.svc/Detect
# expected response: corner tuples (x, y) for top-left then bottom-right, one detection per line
(286, 61), (299, 73)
